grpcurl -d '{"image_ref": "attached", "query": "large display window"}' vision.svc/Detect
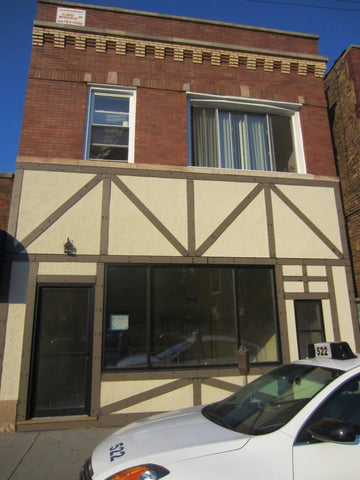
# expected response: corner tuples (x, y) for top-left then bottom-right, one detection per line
(103, 265), (280, 370)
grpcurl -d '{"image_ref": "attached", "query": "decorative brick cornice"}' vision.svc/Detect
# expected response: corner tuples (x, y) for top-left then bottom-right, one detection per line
(32, 25), (327, 78)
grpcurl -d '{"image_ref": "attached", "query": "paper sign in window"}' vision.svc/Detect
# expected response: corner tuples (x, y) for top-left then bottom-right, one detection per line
(110, 314), (129, 331)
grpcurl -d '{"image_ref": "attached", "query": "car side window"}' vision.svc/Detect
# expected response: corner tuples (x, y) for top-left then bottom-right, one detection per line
(295, 374), (360, 443)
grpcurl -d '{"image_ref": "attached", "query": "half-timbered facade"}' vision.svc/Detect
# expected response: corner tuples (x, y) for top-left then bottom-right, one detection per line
(1, 0), (359, 431)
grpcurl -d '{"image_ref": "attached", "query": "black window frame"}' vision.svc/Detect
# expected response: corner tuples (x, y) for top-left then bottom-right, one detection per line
(102, 264), (282, 372)
(294, 299), (326, 359)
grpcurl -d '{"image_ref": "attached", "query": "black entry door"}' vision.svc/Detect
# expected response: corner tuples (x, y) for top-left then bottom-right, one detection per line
(28, 286), (93, 418)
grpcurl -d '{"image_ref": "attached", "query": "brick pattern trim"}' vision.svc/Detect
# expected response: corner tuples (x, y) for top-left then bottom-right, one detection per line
(32, 26), (327, 78)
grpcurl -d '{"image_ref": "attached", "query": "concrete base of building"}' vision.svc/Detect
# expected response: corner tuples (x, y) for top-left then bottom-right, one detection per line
(0, 400), (16, 432)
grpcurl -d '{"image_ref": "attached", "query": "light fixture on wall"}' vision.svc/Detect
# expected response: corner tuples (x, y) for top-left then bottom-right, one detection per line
(64, 237), (77, 256)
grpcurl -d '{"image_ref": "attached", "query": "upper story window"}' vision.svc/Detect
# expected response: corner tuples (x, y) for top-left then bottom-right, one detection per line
(85, 86), (136, 162)
(189, 94), (305, 173)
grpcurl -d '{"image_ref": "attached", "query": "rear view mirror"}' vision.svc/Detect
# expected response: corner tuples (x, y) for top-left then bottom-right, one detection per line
(307, 418), (356, 443)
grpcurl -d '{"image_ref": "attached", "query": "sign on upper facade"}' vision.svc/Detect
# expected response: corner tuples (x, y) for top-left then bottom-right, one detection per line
(56, 7), (86, 26)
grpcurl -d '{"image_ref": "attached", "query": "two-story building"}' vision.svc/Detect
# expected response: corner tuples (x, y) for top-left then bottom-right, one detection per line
(1, 0), (359, 431)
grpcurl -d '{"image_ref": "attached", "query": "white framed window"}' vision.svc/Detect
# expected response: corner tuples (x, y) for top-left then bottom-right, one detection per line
(188, 93), (305, 173)
(84, 85), (136, 162)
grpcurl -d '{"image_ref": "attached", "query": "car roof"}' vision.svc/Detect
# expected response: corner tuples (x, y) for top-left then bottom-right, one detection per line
(293, 354), (360, 372)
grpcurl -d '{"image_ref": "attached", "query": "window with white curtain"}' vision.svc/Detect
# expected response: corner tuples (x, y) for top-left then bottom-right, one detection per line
(190, 96), (304, 173)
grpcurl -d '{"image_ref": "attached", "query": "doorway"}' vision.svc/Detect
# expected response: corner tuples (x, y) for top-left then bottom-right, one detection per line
(28, 285), (94, 418)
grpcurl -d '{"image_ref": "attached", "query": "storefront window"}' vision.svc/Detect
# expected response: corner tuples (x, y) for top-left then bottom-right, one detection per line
(151, 267), (237, 367)
(104, 266), (147, 368)
(103, 265), (280, 370)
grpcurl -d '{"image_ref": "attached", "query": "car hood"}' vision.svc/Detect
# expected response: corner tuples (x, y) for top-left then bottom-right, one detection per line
(92, 406), (250, 479)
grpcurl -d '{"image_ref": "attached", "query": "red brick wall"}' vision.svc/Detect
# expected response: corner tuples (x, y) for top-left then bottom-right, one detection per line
(18, 1), (336, 176)
(347, 48), (360, 119)
(36, 1), (320, 56)
(135, 88), (188, 166)
(325, 47), (360, 295)
(0, 175), (13, 231)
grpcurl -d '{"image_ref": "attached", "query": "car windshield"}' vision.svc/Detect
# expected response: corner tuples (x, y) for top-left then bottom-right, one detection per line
(202, 363), (342, 435)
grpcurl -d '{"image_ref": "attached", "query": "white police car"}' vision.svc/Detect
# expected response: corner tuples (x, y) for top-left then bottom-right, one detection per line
(81, 342), (360, 480)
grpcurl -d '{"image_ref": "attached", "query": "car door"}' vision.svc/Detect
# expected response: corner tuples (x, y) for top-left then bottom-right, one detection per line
(293, 374), (360, 480)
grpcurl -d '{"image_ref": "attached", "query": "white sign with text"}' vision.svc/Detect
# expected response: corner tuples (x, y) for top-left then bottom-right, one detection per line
(56, 7), (86, 26)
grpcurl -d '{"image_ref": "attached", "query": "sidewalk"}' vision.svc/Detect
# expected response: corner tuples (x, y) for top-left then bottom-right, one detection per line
(0, 427), (117, 480)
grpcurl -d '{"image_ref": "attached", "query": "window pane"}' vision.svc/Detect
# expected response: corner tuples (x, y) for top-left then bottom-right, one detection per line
(90, 126), (129, 160)
(271, 115), (296, 172)
(219, 111), (233, 168)
(104, 266), (147, 369)
(94, 95), (129, 115)
(218, 111), (244, 169)
(191, 103), (297, 173)
(151, 267), (237, 367)
(295, 300), (324, 331)
(231, 113), (247, 169)
(192, 107), (218, 167)
(103, 265), (280, 370)
(91, 126), (129, 146)
(90, 145), (128, 161)
(247, 115), (271, 171)
(207, 364), (339, 436)
(295, 300), (325, 359)
(87, 91), (131, 162)
(296, 374), (360, 443)
(93, 111), (129, 126)
(237, 268), (279, 362)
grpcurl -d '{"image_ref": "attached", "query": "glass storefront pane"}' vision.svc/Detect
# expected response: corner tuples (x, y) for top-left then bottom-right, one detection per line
(237, 268), (279, 363)
(104, 266), (147, 368)
(151, 267), (237, 367)
(104, 265), (279, 370)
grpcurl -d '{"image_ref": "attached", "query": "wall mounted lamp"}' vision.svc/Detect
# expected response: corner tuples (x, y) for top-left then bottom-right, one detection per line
(64, 237), (77, 256)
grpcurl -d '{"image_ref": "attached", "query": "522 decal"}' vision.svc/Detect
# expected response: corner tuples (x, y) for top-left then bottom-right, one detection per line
(109, 442), (125, 462)
(314, 342), (331, 358)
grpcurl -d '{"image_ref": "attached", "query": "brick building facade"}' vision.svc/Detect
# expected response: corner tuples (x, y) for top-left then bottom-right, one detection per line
(0, 173), (14, 431)
(0, 174), (13, 231)
(325, 46), (360, 300)
(1, 0), (359, 431)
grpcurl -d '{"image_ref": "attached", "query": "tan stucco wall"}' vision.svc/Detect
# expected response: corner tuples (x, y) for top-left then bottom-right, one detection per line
(101, 380), (194, 413)
(38, 262), (97, 276)
(2, 166), (358, 426)
(14, 170), (344, 260)
(333, 266), (357, 349)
